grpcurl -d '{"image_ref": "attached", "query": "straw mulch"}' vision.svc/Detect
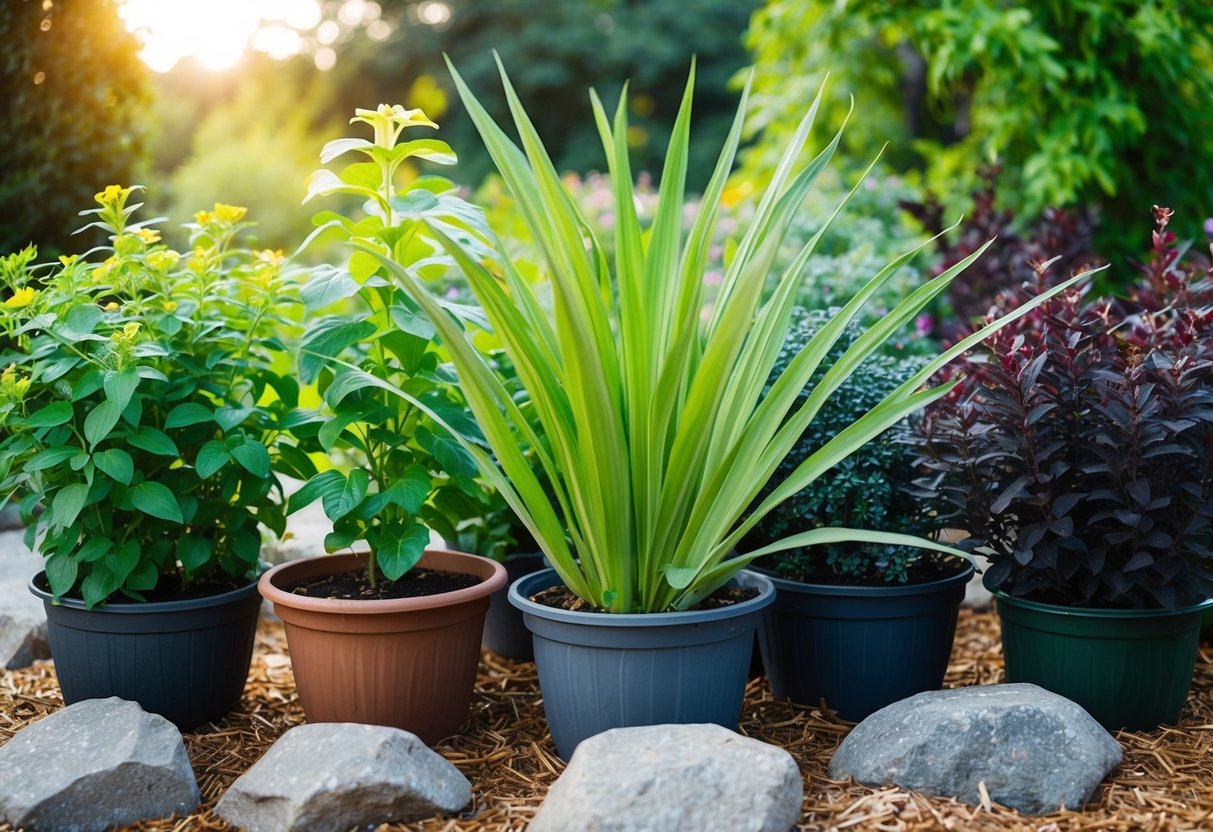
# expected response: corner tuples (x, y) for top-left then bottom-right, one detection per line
(3, 608), (1213, 831)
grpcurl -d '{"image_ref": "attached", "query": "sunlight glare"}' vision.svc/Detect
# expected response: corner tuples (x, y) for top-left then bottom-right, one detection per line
(119, 0), (322, 73)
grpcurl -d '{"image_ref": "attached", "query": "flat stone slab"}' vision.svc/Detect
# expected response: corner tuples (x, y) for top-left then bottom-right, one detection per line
(216, 723), (471, 832)
(830, 683), (1123, 814)
(0, 697), (200, 831)
(530, 723), (803, 832)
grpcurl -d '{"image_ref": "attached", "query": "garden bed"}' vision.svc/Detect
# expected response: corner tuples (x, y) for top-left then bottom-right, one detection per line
(3, 608), (1213, 831)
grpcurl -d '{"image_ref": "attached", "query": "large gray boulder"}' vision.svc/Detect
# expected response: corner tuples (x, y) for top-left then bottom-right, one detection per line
(830, 683), (1123, 814)
(0, 529), (49, 669)
(0, 697), (200, 831)
(216, 723), (471, 832)
(530, 724), (803, 832)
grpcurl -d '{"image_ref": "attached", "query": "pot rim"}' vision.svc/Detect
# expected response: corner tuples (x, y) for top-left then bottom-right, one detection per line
(29, 571), (260, 614)
(508, 567), (775, 626)
(753, 557), (975, 598)
(259, 548), (508, 614)
(993, 588), (1213, 619)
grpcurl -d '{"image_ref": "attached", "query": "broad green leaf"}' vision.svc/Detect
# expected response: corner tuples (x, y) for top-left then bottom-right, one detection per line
(109, 540), (140, 582)
(24, 401), (73, 428)
(323, 468), (368, 522)
(128, 426), (179, 457)
(45, 553), (78, 596)
(178, 535), (213, 572)
(195, 440), (231, 479)
(83, 399), (121, 447)
(324, 530), (359, 552)
(94, 449), (134, 485)
(130, 481), (183, 523)
(102, 368), (139, 413)
(287, 469), (345, 514)
(230, 439), (271, 478)
(125, 560), (158, 591)
(50, 483), (87, 529)
(60, 305), (103, 339)
(24, 445), (81, 471)
(81, 564), (121, 608)
(76, 538), (111, 562)
(301, 265), (361, 310)
(376, 523), (430, 580)
(165, 402), (213, 428)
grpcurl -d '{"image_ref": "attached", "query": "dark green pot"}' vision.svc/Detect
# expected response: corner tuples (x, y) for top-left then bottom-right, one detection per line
(996, 591), (1213, 731)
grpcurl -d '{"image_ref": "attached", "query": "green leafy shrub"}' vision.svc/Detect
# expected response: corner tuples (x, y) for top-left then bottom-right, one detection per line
(742, 0), (1213, 245)
(287, 104), (494, 583)
(0, 187), (303, 607)
(744, 309), (936, 583)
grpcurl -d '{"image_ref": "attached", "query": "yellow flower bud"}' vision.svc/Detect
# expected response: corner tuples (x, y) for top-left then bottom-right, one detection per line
(213, 203), (248, 223)
(163, 300), (178, 313)
(194, 210), (215, 226)
(104, 302), (120, 312)
(58, 255), (78, 267)
(94, 184), (128, 206)
(123, 322), (140, 339)
(3, 287), (36, 309)
(147, 250), (181, 272)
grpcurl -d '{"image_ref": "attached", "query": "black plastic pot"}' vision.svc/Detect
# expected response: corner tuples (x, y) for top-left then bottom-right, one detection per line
(996, 591), (1213, 731)
(482, 552), (546, 660)
(510, 568), (775, 759)
(30, 573), (261, 730)
(757, 560), (973, 721)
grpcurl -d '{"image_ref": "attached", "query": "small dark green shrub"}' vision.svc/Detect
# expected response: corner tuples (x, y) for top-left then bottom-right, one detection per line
(745, 308), (937, 584)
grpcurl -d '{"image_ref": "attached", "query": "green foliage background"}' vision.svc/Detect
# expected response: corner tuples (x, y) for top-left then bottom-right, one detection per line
(742, 0), (1213, 246)
(0, 0), (151, 254)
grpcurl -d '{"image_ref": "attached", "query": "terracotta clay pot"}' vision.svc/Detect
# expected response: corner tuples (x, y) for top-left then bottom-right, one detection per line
(259, 548), (507, 745)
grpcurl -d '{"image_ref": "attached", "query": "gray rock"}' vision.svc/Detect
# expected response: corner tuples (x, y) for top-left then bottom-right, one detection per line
(216, 723), (471, 832)
(0, 697), (200, 831)
(0, 579), (48, 669)
(530, 724), (803, 832)
(829, 683), (1123, 814)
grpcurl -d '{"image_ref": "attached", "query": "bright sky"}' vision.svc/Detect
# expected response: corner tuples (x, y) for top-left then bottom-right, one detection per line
(117, 0), (396, 73)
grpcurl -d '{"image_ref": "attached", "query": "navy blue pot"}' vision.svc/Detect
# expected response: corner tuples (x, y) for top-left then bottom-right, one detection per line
(31, 574), (261, 730)
(482, 553), (546, 660)
(510, 568), (775, 759)
(757, 560), (972, 721)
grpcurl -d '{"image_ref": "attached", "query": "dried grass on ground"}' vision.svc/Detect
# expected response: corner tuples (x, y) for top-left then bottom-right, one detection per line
(3, 609), (1213, 831)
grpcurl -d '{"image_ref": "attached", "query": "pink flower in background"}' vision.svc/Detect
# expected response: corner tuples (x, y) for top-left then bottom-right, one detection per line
(1204, 217), (1213, 237)
(704, 270), (723, 286)
(915, 314), (933, 337)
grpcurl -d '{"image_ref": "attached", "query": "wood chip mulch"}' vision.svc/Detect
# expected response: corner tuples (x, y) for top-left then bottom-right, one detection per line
(3, 608), (1213, 831)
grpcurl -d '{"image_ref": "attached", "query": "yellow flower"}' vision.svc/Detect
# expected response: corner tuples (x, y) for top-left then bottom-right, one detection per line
(104, 302), (120, 312)
(194, 210), (214, 226)
(3, 287), (36, 309)
(213, 203), (248, 223)
(163, 300), (178, 313)
(133, 228), (161, 244)
(250, 270), (274, 291)
(14, 377), (29, 396)
(255, 249), (286, 267)
(94, 184), (128, 205)
(58, 255), (78, 267)
(351, 103), (438, 148)
(1, 366), (15, 384)
(147, 250), (181, 272)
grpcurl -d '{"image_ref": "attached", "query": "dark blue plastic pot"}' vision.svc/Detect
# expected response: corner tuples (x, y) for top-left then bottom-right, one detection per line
(31, 574), (261, 730)
(482, 552), (546, 660)
(757, 560), (973, 721)
(510, 568), (775, 759)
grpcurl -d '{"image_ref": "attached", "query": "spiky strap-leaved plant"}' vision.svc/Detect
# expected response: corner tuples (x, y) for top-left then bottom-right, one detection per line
(362, 59), (1098, 613)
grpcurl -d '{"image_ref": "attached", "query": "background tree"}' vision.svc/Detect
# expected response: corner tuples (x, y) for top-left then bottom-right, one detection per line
(742, 0), (1213, 251)
(0, 0), (151, 254)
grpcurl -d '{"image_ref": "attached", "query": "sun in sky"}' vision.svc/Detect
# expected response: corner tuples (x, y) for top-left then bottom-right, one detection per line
(116, 0), (396, 73)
